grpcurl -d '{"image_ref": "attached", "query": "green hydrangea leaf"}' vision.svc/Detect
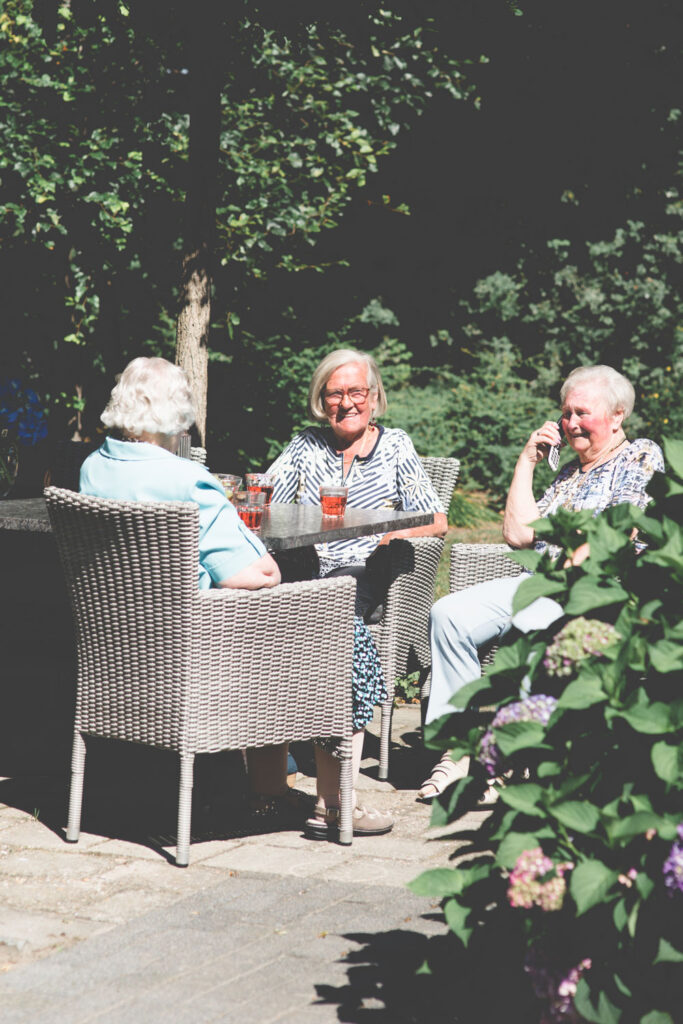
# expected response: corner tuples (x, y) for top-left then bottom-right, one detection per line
(511, 573), (566, 614)
(498, 783), (545, 816)
(653, 938), (683, 964)
(650, 741), (683, 785)
(494, 720), (547, 756)
(640, 1013), (674, 1024)
(408, 867), (466, 898)
(649, 639), (683, 673)
(617, 701), (672, 735)
(570, 859), (619, 916)
(443, 896), (474, 946)
(557, 675), (607, 710)
(549, 800), (600, 833)
(496, 831), (554, 869)
(564, 576), (629, 615)
(574, 977), (622, 1023)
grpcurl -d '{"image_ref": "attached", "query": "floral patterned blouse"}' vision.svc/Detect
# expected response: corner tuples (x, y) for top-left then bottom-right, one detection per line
(534, 437), (664, 556)
(267, 425), (444, 572)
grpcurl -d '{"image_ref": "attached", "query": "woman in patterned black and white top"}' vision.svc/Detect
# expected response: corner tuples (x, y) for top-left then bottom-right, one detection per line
(419, 364), (664, 802)
(268, 348), (447, 838)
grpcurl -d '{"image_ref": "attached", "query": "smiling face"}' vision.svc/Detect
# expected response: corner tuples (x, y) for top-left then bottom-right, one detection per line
(323, 361), (377, 445)
(561, 384), (624, 463)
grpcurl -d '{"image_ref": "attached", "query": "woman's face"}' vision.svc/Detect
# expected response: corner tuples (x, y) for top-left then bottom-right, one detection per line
(561, 385), (624, 462)
(322, 361), (377, 444)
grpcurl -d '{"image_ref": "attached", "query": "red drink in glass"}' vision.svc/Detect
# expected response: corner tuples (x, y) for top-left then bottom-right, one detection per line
(320, 493), (347, 517)
(319, 485), (348, 517)
(237, 505), (263, 530)
(247, 483), (274, 506)
(245, 473), (276, 506)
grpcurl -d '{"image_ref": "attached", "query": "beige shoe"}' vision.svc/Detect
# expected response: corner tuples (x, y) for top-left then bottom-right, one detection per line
(304, 803), (394, 840)
(417, 753), (470, 802)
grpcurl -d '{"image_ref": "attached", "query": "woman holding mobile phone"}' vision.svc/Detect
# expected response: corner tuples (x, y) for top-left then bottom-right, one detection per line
(418, 364), (664, 801)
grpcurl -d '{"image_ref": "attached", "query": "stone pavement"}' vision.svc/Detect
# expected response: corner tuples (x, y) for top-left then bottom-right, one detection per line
(0, 706), (488, 1023)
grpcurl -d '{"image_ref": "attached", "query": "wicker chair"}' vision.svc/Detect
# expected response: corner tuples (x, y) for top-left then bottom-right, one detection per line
(368, 456), (460, 779)
(417, 542), (523, 711)
(45, 486), (356, 866)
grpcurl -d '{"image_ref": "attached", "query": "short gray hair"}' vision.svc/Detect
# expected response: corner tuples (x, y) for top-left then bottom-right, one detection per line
(560, 365), (635, 420)
(308, 348), (387, 423)
(101, 357), (195, 438)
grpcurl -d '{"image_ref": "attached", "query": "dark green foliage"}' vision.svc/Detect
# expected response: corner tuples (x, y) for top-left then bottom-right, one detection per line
(0, 1), (471, 438)
(411, 439), (683, 1022)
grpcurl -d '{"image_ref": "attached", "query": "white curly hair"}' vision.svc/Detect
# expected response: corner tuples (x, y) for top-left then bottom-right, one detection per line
(101, 357), (195, 438)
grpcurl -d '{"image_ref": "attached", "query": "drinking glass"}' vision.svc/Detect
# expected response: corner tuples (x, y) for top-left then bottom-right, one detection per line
(214, 473), (243, 503)
(236, 503), (264, 530)
(245, 472), (276, 506)
(319, 484), (348, 517)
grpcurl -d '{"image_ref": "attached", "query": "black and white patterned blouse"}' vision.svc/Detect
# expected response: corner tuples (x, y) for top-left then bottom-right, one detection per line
(268, 425), (444, 572)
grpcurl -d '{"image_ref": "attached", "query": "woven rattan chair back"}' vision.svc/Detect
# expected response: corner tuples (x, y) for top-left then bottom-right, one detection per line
(368, 456), (460, 779)
(450, 542), (523, 667)
(45, 486), (356, 864)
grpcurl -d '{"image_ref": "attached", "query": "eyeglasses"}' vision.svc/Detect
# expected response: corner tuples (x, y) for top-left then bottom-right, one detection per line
(323, 387), (371, 407)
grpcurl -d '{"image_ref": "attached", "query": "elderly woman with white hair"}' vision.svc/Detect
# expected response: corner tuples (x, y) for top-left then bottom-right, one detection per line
(268, 348), (447, 838)
(80, 356), (280, 591)
(419, 364), (664, 801)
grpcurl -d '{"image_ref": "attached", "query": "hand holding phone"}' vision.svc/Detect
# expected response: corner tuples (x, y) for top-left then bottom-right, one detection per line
(547, 416), (564, 472)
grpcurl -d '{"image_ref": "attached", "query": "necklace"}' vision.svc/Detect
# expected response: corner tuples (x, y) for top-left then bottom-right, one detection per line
(579, 435), (628, 474)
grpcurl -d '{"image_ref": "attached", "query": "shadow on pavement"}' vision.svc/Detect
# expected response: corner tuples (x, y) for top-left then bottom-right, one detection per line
(314, 925), (537, 1023)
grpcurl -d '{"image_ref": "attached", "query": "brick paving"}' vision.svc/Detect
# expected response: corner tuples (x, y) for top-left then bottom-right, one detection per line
(0, 706), (487, 1022)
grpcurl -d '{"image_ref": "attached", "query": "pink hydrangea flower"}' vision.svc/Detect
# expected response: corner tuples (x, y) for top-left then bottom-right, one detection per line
(508, 847), (574, 912)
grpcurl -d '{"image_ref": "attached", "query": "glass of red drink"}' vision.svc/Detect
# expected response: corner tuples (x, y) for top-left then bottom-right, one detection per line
(245, 472), (276, 506)
(236, 503), (264, 530)
(319, 484), (348, 517)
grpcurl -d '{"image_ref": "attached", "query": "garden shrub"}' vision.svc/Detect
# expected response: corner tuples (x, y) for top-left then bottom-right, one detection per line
(410, 437), (683, 1023)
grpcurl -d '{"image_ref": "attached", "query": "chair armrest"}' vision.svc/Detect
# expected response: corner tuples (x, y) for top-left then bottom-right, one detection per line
(449, 543), (522, 593)
(369, 536), (445, 678)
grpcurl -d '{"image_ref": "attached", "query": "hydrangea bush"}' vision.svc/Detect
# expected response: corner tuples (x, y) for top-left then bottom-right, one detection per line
(410, 437), (683, 1023)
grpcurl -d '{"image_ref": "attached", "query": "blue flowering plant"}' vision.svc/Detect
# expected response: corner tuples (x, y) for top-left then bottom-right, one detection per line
(0, 378), (48, 447)
(410, 437), (683, 1024)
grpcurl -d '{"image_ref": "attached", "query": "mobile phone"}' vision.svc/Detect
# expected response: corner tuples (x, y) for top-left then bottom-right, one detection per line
(547, 416), (564, 472)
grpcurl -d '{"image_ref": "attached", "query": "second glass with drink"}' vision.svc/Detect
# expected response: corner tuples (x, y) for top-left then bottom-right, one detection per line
(319, 484), (348, 517)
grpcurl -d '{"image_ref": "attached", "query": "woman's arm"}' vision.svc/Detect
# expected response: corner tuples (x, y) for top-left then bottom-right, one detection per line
(218, 552), (281, 590)
(381, 431), (449, 544)
(377, 512), (448, 545)
(503, 420), (562, 548)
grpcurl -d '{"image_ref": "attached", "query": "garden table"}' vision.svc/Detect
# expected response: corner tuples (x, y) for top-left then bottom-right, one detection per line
(0, 496), (433, 549)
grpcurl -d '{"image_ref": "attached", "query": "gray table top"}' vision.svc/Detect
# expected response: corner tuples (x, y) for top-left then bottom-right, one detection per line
(0, 496), (433, 551)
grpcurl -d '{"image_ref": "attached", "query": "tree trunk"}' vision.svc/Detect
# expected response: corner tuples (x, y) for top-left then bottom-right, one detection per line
(175, 5), (223, 446)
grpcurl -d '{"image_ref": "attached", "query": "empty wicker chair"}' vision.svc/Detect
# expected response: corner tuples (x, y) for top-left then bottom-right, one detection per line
(419, 542), (523, 709)
(45, 486), (356, 865)
(368, 456), (460, 780)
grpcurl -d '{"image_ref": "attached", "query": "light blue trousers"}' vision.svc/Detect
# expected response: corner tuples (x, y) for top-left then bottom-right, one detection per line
(425, 575), (563, 725)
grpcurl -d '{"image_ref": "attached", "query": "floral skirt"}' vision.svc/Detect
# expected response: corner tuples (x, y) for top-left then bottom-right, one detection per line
(351, 615), (386, 730)
(315, 616), (386, 756)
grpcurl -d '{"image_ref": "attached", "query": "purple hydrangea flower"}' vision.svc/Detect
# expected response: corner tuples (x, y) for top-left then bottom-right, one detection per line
(524, 947), (592, 1024)
(543, 617), (620, 679)
(477, 694), (558, 778)
(663, 823), (683, 896)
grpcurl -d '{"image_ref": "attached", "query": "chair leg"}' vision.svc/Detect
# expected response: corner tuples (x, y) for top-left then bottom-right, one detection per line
(419, 667), (432, 730)
(338, 738), (353, 846)
(66, 731), (86, 843)
(378, 687), (394, 780)
(175, 753), (195, 868)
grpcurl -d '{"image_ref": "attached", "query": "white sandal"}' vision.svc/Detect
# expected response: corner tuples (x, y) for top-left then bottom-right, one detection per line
(417, 753), (470, 802)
